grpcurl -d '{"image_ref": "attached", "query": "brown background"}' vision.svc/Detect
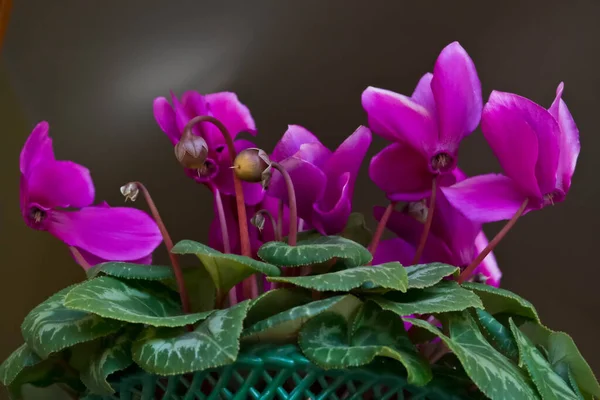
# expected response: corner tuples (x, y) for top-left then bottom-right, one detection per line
(1, 1), (598, 398)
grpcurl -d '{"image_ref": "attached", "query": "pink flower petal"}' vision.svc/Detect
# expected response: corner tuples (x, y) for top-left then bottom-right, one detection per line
(369, 143), (432, 201)
(373, 238), (415, 266)
(411, 73), (437, 118)
(153, 97), (180, 145)
(70, 247), (152, 270)
(548, 82), (580, 195)
(20, 122), (55, 177)
(431, 42), (482, 152)
(441, 174), (529, 223)
(48, 207), (162, 261)
(472, 231), (501, 287)
(271, 125), (329, 163)
(312, 172), (352, 235)
(205, 92), (256, 141)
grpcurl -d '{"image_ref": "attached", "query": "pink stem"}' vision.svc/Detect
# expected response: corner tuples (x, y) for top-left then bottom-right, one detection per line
(412, 177), (438, 265)
(367, 202), (396, 263)
(272, 163), (297, 246)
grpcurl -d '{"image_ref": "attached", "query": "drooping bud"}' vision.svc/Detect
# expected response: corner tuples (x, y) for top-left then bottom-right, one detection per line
(174, 133), (208, 169)
(120, 182), (140, 202)
(233, 148), (272, 186)
(251, 212), (266, 232)
(407, 200), (428, 223)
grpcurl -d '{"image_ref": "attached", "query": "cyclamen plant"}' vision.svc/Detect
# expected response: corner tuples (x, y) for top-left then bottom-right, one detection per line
(1, 42), (597, 400)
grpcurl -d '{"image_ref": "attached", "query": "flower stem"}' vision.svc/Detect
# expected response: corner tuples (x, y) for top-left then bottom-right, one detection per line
(271, 163), (297, 246)
(184, 116), (251, 257)
(458, 198), (529, 284)
(69, 246), (92, 270)
(412, 177), (438, 265)
(131, 182), (191, 314)
(277, 200), (284, 238)
(255, 209), (281, 241)
(368, 202), (396, 261)
(208, 183), (231, 253)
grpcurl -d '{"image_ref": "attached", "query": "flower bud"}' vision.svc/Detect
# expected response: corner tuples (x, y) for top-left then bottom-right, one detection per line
(251, 212), (266, 232)
(120, 182), (140, 202)
(233, 148), (271, 183)
(174, 134), (208, 169)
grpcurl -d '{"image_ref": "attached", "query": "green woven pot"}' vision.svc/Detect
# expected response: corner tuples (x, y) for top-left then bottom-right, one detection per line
(82, 345), (476, 400)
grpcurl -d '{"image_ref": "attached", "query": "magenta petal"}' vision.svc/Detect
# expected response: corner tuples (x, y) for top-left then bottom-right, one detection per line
(431, 42), (482, 150)
(70, 247), (152, 270)
(294, 143), (331, 170)
(171, 92), (195, 134)
(205, 92), (256, 141)
(369, 143), (432, 201)
(441, 174), (528, 223)
(261, 194), (291, 241)
(271, 125), (329, 163)
(153, 97), (180, 145)
(48, 207), (162, 261)
(20, 122), (55, 177)
(548, 83), (580, 195)
(411, 73), (437, 117)
(472, 232), (501, 287)
(27, 160), (95, 209)
(373, 238), (415, 266)
(312, 172), (352, 235)
(181, 91), (209, 117)
(362, 87), (437, 155)
(268, 157), (327, 222)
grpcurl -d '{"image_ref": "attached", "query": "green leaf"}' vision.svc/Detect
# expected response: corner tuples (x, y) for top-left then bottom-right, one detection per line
(0, 344), (42, 386)
(245, 288), (312, 327)
(80, 332), (134, 395)
(462, 282), (540, 322)
(21, 285), (124, 358)
(509, 319), (579, 400)
(520, 322), (600, 398)
(86, 262), (174, 281)
(267, 262), (408, 293)
(243, 295), (362, 342)
(299, 304), (431, 386)
(408, 312), (540, 400)
(257, 235), (372, 267)
(340, 212), (373, 247)
(64, 277), (213, 327)
(162, 266), (216, 312)
(475, 309), (519, 360)
(171, 240), (281, 296)
(132, 301), (251, 375)
(405, 263), (459, 289)
(370, 281), (482, 316)
(567, 367), (586, 400)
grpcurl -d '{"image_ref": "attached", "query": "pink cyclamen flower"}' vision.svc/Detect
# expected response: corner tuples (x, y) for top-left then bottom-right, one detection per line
(20, 122), (162, 269)
(441, 83), (580, 223)
(268, 125), (372, 235)
(363, 41), (482, 201)
(153, 90), (264, 205)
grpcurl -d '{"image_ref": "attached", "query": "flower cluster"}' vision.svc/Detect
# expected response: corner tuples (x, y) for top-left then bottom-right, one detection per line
(19, 41), (579, 293)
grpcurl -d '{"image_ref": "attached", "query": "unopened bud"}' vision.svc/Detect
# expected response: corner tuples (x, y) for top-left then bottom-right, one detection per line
(120, 182), (140, 202)
(174, 134), (208, 169)
(407, 200), (428, 223)
(233, 148), (271, 184)
(251, 212), (266, 232)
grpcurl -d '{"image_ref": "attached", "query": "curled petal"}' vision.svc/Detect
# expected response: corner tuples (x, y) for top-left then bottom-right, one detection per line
(205, 92), (257, 142)
(271, 125), (329, 163)
(441, 174), (529, 223)
(153, 97), (180, 145)
(362, 86), (437, 155)
(472, 232), (501, 287)
(411, 73), (436, 117)
(431, 42), (482, 151)
(312, 173), (352, 235)
(369, 143), (432, 201)
(548, 82), (580, 194)
(48, 207), (162, 262)
(373, 238), (415, 266)
(20, 121), (55, 177)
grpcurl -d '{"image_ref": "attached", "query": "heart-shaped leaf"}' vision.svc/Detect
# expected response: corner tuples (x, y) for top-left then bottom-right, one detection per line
(509, 319), (580, 400)
(162, 266), (217, 312)
(0, 344), (41, 386)
(299, 303), (431, 386)
(405, 263), (459, 289)
(21, 285), (124, 358)
(408, 312), (540, 399)
(257, 236), (372, 267)
(86, 262), (175, 281)
(462, 282), (540, 322)
(132, 301), (251, 375)
(64, 276), (213, 327)
(369, 281), (482, 316)
(268, 262), (408, 292)
(171, 240), (281, 296)
(475, 309), (519, 361)
(243, 295), (362, 342)
(245, 288), (312, 327)
(80, 332), (134, 395)
(519, 322), (600, 399)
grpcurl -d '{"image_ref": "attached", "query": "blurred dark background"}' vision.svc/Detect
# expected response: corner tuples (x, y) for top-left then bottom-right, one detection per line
(1, 1), (598, 398)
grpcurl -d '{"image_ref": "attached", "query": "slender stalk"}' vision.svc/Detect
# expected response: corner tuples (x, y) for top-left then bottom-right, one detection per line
(129, 182), (191, 314)
(208, 183), (231, 253)
(368, 202), (396, 260)
(271, 163), (298, 246)
(458, 198), (529, 284)
(277, 199), (284, 238)
(255, 209), (281, 241)
(69, 246), (92, 271)
(184, 116), (251, 257)
(412, 177), (438, 265)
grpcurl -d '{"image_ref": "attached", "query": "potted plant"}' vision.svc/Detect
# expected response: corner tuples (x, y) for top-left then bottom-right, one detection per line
(1, 42), (597, 400)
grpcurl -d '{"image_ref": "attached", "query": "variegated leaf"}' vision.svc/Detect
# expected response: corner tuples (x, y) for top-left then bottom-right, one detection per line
(132, 301), (250, 375)
(257, 236), (372, 267)
(475, 309), (519, 360)
(462, 282), (540, 322)
(64, 277), (213, 327)
(86, 262), (174, 281)
(22, 285), (123, 358)
(404, 263), (459, 289)
(268, 262), (408, 292)
(245, 288), (312, 327)
(0, 344), (41, 386)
